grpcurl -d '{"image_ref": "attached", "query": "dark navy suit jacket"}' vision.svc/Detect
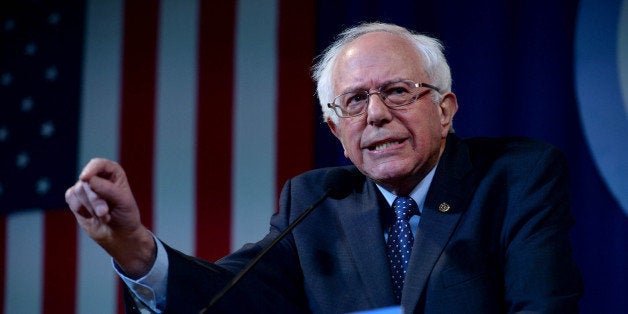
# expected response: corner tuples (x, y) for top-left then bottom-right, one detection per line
(126, 134), (583, 313)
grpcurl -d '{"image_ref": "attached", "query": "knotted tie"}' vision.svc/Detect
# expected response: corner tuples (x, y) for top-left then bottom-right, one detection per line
(386, 196), (419, 304)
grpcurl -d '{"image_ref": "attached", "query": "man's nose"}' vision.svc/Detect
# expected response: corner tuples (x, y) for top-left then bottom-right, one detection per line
(366, 92), (392, 125)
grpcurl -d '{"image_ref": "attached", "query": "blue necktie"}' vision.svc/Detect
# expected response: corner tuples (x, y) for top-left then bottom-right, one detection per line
(386, 196), (419, 304)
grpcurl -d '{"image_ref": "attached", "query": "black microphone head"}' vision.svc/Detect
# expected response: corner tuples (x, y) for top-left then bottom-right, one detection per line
(323, 168), (355, 199)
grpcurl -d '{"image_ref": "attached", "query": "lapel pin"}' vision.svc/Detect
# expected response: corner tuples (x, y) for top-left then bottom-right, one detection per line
(438, 202), (451, 213)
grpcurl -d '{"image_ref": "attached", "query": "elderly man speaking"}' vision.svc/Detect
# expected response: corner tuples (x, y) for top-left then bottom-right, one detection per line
(66, 22), (583, 313)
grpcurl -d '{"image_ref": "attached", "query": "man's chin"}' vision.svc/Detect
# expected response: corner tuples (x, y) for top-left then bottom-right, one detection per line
(363, 166), (409, 186)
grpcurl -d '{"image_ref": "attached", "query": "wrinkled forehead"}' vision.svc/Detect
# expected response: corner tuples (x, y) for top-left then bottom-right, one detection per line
(332, 32), (427, 93)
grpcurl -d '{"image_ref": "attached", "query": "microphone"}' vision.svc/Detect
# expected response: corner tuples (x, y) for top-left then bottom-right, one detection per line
(200, 168), (354, 313)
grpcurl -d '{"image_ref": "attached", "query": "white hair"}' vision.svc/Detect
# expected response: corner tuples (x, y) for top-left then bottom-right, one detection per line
(312, 22), (452, 124)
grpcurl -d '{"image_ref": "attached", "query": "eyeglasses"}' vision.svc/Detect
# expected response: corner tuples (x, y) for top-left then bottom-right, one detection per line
(327, 80), (440, 118)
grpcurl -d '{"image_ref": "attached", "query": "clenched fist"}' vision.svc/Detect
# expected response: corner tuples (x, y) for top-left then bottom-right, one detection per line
(65, 158), (156, 278)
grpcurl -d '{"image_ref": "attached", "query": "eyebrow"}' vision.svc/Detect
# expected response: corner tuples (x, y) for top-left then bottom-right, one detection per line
(337, 78), (406, 95)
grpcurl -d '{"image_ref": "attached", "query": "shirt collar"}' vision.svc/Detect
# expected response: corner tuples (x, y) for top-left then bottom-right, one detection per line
(375, 163), (438, 214)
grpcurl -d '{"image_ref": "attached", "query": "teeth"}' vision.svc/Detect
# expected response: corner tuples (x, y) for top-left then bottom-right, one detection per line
(374, 141), (398, 150)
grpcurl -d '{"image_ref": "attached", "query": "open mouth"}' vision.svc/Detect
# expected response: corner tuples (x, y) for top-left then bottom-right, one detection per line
(368, 140), (403, 151)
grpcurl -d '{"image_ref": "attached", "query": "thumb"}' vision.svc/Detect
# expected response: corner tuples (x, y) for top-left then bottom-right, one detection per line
(82, 181), (109, 217)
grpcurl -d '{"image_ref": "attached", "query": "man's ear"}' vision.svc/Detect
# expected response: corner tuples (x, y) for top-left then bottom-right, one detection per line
(438, 92), (458, 136)
(327, 118), (340, 139)
(327, 118), (350, 157)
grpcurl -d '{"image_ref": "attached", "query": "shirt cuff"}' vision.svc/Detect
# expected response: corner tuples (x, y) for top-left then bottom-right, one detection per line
(113, 233), (169, 312)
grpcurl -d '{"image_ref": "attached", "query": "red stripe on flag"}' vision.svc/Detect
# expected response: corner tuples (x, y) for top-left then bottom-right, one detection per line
(195, 0), (237, 261)
(119, 0), (159, 230)
(276, 0), (317, 195)
(119, 1), (160, 312)
(42, 210), (77, 314)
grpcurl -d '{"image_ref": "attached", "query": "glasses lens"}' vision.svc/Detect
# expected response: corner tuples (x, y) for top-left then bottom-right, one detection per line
(333, 91), (368, 117)
(380, 81), (419, 107)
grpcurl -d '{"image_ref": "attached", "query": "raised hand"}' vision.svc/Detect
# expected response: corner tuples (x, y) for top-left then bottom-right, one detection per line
(65, 158), (156, 278)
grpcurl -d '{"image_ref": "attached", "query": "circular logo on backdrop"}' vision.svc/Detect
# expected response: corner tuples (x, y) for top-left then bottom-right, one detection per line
(575, 0), (628, 215)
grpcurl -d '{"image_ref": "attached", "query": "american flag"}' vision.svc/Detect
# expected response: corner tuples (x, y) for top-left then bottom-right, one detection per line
(0, 1), (82, 213)
(0, 0), (318, 312)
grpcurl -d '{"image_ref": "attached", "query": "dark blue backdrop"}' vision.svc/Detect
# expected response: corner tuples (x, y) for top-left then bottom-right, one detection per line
(312, 1), (628, 312)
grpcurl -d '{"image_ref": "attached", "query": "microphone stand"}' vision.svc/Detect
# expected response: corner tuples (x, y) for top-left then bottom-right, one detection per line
(200, 188), (332, 313)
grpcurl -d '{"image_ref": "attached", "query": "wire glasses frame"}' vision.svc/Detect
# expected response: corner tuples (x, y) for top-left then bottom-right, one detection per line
(327, 80), (441, 118)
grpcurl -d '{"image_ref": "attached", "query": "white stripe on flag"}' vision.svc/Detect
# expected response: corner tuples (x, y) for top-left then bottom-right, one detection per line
(5, 211), (44, 313)
(76, 0), (123, 313)
(154, 0), (199, 256)
(232, 0), (279, 250)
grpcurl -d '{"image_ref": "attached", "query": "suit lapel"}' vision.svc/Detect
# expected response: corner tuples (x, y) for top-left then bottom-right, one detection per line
(402, 135), (478, 312)
(337, 178), (396, 308)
